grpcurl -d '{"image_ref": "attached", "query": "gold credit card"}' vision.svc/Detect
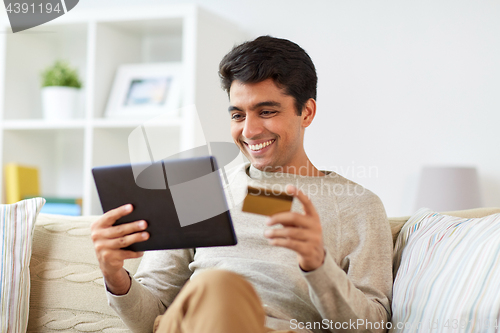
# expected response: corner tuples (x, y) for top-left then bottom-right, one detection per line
(241, 186), (293, 216)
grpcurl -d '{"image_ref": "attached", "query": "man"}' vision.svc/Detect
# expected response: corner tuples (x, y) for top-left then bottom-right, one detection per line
(91, 36), (393, 333)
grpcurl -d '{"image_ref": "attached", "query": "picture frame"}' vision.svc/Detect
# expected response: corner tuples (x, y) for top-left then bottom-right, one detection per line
(105, 62), (182, 119)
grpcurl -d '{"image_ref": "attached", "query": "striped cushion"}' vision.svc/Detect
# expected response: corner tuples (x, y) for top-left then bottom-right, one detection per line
(1, 198), (45, 333)
(391, 208), (500, 332)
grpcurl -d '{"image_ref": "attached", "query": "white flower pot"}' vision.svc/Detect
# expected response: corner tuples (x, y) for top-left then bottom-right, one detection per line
(41, 86), (80, 120)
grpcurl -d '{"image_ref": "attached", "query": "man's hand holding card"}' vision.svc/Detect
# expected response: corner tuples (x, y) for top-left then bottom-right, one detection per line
(242, 185), (325, 272)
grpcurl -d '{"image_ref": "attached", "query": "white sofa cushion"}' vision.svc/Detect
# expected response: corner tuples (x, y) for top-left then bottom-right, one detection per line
(391, 208), (500, 332)
(27, 213), (141, 333)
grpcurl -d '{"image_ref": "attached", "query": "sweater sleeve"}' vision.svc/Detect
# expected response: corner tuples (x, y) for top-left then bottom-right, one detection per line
(106, 248), (195, 333)
(303, 192), (393, 333)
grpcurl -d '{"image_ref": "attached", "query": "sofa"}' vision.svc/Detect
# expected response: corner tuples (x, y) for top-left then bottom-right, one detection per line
(23, 207), (500, 332)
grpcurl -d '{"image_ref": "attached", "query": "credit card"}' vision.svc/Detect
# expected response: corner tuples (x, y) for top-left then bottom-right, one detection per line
(241, 186), (293, 216)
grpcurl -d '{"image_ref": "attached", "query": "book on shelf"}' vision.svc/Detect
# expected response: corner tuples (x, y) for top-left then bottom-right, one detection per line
(4, 163), (40, 204)
(40, 202), (82, 216)
(25, 196), (83, 216)
(40, 197), (82, 216)
(41, 197), (83, 206)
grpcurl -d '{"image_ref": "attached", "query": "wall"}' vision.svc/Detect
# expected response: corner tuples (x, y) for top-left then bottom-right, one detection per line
(79, 0), (500, 216)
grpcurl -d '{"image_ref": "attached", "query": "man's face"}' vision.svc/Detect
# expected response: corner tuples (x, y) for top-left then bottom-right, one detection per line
(229, 78), (307, 172)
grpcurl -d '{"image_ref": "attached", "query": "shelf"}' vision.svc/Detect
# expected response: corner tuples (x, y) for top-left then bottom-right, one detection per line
(2, 129), (85, 198)
(1, 119), (87, 130)
(2, 23), (88, 120)
(92, 19), (184, 119)
(0, 117), (184, 130)
(92, 117), (182, 129)
(0, 5), (246, 214)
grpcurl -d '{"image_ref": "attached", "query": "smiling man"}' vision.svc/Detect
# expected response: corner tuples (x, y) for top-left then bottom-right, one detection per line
(91, 36), (393, 333)
(229, 78), (323, 177)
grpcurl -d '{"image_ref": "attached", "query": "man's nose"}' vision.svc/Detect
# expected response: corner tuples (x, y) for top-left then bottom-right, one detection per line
(242, 114), (263, 139)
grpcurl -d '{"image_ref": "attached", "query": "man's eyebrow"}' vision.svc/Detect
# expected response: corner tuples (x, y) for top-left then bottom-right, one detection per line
(228, 106), (243, 112)
(228, 101), (282, 112)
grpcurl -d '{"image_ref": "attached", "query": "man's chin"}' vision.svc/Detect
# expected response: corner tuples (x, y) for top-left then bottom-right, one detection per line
(250, 161), (280, 172)
(242, 151), (279, 172)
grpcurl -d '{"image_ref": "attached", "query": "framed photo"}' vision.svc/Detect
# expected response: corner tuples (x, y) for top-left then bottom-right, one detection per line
(105, 63), (182, 119)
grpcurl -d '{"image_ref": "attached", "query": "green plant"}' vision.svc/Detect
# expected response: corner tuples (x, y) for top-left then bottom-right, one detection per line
(41, 60), (82, 88)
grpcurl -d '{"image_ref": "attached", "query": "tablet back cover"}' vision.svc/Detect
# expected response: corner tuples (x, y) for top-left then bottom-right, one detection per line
(92, 156), (237, 251)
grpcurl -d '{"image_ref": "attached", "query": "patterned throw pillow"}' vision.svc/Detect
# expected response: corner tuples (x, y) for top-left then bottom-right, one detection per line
(0, 198), (45, 333)
(391, 208), (500, 332)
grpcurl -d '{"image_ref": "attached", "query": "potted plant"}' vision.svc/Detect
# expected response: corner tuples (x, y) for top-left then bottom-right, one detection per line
(40, 60), (83, 120)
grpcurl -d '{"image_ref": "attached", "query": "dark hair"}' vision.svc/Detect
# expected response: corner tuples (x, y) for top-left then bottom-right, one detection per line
(219, 35), (317, 116)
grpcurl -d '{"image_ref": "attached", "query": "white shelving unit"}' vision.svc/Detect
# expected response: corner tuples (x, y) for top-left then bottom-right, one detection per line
(0, 4), (245, 215)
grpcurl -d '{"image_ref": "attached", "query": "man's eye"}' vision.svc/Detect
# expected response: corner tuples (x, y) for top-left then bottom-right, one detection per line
(261, 111), (277, 116)
(231, 113), (244, 120)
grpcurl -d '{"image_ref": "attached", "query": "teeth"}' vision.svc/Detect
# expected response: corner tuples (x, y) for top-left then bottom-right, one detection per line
(248, 139), (274, 151)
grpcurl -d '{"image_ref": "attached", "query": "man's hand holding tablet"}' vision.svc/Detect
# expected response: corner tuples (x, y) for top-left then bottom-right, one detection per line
(91, 204), (148, 295)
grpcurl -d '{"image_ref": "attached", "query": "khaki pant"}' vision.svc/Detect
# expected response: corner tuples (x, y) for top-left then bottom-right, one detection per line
(153, 269), (295, 333)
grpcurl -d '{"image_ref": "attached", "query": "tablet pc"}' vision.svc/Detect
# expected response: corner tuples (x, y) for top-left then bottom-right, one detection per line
(92, 156), (237, 251)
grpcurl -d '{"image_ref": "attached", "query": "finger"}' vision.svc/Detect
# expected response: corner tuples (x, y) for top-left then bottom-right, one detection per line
(266, 212), (316, 229)
(101, 231), (149, 250)
(264, 227), (310, 241)
(103, 220), (148, 239)
(96, 204), (134, 228)
(286, 185), (318, 217)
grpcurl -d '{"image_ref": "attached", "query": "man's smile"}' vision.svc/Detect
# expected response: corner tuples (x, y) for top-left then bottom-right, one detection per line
(244, 139), (276, 152)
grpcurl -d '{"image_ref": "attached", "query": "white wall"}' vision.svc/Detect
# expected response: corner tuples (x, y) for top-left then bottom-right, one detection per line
(78, 0), (500, 216)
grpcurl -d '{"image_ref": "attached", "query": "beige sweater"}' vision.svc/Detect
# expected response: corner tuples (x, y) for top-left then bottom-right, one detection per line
(107, 164), (393, 333)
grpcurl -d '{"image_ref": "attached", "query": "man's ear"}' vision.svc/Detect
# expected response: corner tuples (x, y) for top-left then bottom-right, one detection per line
(301, 98), (317, 128)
